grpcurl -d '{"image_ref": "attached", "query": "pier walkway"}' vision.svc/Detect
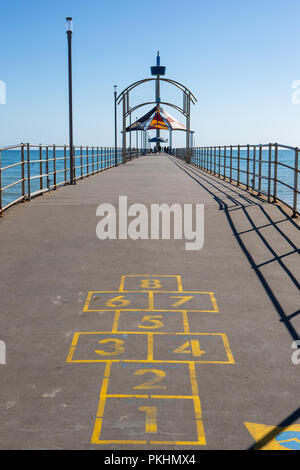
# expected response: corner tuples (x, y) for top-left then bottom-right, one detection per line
(0, 154), (299, 450)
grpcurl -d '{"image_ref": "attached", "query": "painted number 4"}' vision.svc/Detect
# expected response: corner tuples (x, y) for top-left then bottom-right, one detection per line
(174, 340), (206, 357)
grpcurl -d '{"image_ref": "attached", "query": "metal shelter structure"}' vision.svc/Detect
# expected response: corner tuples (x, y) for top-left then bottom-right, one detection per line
(114, 52), (197, 163)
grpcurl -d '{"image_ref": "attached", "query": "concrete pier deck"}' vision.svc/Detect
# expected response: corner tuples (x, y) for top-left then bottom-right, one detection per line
(0, 154), (299, 450)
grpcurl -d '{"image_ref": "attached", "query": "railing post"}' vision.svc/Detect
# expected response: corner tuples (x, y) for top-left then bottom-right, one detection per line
(230, 145), (233, 182)
(64, 145), (67, 184)
(53, 145), (57, 189)
(27, 143), (31, 201)
(273, 143), (278, 203)
(252, 145), (256, 191)
(213, 146), (216, 175)
(237, 145), (240, 186)
(258, 144), (262, 195)
(267, 143), (272, 203)
(218, 146), (221, 177)
(46, 146), (50, 190)
(80, 146), (83, 179)
(246, 144), (250, 190)
(292, 147), (299, 218)
(21, 144), (25, 202)
(86, 146), (89, 176)
(39, 145), (43, 192)
(223, 145), (226, 179)
(97, 146), (99, 172)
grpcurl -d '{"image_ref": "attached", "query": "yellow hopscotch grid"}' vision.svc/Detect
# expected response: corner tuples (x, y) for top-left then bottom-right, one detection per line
(68, 275), (235, 447)
(66, 331), (235, 365)
(91, 360), (206, 446)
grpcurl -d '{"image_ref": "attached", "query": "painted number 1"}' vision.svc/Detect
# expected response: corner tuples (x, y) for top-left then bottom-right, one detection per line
(139, 406), (157, 433)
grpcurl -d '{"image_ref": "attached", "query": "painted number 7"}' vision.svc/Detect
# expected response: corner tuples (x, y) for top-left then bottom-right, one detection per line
(169, 295), (194, 308)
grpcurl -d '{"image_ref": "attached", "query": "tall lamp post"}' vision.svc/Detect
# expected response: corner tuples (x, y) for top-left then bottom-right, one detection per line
(66, 17), (75, 184)
(114, 85), (118, 166)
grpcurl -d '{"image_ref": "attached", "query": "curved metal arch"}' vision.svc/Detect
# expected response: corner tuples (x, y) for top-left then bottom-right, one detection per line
(125, 101), (186, 118)
(117, 77), (197, 106)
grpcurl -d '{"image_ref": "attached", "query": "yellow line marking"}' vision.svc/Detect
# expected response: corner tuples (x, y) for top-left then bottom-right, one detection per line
(182, 311), (190, 333)
(91, 361), (112, 444)
(106, 394), (194, 399)
(106, 394), (149, 398)
(95, 361), (111, 418)
(111, 310), (120, 332)
(119, 275), (126, 292)
(72, 331), (228, 336)
(95, 440), (147, 445)
(189, 363), (200, 400)
(149, 292), (154, 310)
(83, 291), (93, 312)
(221, 333), (235, 364)
(78, 360), (224, 366)
(177, 276), (183, 292)
(210, 292), (219, 312)
(148, 333), (154, 361)
(149, 440), (205, 445)
(189, 363), (206, 445)
(66, 332), (80, 362)
(151, 395), (193, 399)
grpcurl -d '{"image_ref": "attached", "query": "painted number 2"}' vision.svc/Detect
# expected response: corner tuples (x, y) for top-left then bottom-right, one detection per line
(133, 369), (166, 390)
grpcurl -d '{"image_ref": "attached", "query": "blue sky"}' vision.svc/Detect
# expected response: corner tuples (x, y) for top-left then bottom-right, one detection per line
(1, 0), (300, 147)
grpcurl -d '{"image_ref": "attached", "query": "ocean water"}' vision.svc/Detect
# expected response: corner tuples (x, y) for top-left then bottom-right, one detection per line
(0, 147), (123, 209)
(191, 147), (300, 212)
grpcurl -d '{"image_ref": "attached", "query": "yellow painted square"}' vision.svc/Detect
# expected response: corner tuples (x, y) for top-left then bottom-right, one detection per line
(119, 275), (183, 292)
(113, 310), (188, 333)
(66, 332), (149, 363)
(152, 291), (218, 312)
(153, 333), (234, 364)
(83, 291), (150, 312)
(106, 362), (193, 397)
(91, 396), (206, 445)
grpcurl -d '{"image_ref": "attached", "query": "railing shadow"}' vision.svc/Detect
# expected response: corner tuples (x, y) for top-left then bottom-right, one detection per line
(170, 157), (300, 342)
(171, 157), (300, 450)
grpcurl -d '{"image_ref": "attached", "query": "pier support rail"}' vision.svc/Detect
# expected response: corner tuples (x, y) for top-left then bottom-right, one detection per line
(0, 144), (145, 215)
(174, 144), (299, 218)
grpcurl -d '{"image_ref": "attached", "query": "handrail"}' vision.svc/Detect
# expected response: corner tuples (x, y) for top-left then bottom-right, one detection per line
(0, 144), (145, 216)
(174, 143), (300, 218)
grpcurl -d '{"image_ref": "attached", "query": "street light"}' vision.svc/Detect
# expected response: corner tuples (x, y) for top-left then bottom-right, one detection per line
(114, 85), (118, 167)
(66, 17), (75, 184)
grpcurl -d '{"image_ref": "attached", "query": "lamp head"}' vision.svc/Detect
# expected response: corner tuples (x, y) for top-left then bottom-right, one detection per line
(66, 17), (73, 33)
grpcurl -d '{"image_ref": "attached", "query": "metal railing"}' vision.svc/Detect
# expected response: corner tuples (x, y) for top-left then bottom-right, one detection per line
(175, 144), (300, 218)
(0, 144), (144, 215)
